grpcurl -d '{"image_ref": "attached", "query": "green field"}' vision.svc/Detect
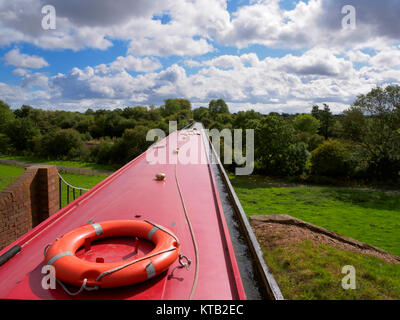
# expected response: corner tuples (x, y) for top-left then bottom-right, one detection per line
(0, 154), (115, 172)
(229, 175), (400, 256)
(0, 164), (25, 191)
(264, 240), (400, 300)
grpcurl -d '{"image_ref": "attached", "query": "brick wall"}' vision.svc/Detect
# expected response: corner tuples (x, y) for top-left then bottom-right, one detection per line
(0, 165), (59, 250)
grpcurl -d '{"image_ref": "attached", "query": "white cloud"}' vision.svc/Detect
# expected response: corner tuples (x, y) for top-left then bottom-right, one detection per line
(21, 72), (49, 89)
(2, 0), (400, 114)
(39, 47), (384, 113)
(12, 68), (29, 76)
(109, 56), (162, 72)
(4, 48), (49, 69)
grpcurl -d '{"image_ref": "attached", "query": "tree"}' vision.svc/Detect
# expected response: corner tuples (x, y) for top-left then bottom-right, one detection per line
(14, 105), (33, 118)
(293, 114), (320, 135)
(209, 99), (229, 115)
(121, 106), (148, 119)
(112, 125), (153, 164)
(0, 100), (14, 133)
(312, 104), (335, 139)
(5, 118), (40, 152)
(340, 106), (365, 142)
(161, 99), (192, 117)
(352, 85), (400, 178)
(193, 107), (209, 121)
(38, 129), (83, 158)
(310, 140), (353, 177)
(233, 110), (262, 129)
(254, 115), (306, 176)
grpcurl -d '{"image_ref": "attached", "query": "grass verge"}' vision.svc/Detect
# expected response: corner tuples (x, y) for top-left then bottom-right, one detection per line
(229, 174), (400, 256)
(263, 240), (400, 300)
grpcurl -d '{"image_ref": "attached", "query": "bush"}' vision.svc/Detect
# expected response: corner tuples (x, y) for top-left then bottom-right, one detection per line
(310, 140), (354, 177)
(90, 140), (114, 164)
(38, 128), (83, 159)
(112, 125), (153, 165)
(0, 133), (12, 153)
(5, 118), (40, 152)
(285, 143), (310, 176)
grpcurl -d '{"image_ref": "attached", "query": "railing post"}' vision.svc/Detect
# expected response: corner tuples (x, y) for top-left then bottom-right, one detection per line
(59, 178), (62, 209)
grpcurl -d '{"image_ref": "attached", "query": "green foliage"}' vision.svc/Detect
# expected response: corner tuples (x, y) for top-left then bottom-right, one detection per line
(293, 114), (320, 135)
(5, 118), (40, 152)
(37, 128), (83, 159)
(341, 106), (366, 142)
(312, 104), (335, 139)
(121, 106), (148, 119)
(193, 107), (209, 121)
(254, 115), (307, 176)
(2, 88), (400, 183)
(286, 143), (310, 176)
(0, 100), (14, 133)
(233, 110), (263, 129)
(112, 125), (153, 164)
(209, 99), (230, 115)
(352, 85), (400, 179)
(90, 140), (114, 165)
(161, 98), (191, 117)
(14, 104), (33, 118)
(310, 140), (353, 177)
(307, 134), (325, 151)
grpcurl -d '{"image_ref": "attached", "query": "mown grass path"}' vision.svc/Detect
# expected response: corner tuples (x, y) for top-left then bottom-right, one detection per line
(229, 175), (400, 256)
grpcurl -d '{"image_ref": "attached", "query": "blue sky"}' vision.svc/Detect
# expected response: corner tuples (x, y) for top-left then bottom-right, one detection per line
(1, 0), (400, 114)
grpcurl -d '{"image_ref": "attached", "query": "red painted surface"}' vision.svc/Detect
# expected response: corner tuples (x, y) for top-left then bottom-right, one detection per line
(0, 128), (246, 300)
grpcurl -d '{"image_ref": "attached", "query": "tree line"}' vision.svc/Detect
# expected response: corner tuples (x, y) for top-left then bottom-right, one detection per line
(1, 86), (400, 183)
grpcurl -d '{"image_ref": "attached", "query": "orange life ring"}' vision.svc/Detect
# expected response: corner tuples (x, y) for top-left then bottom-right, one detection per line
(44, 220), (180, 289)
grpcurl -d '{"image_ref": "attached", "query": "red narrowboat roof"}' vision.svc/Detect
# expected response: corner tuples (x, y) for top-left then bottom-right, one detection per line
(0, 126), (246, 300)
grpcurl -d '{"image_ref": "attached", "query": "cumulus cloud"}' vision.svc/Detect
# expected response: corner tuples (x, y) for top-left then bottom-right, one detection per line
(4, 48), (49, 69)
(12, 68), (29, 76)
(36, 46), (398, 113)
(218, 0), (400, 51)
(21, 72), (49, 89)
(109, 56), (162, 72)
(1, 0), (400, 114)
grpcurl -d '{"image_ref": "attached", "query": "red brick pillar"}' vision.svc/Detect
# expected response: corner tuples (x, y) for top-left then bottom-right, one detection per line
(31, 165), (60, 226)
(0, 165), (60, 250)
